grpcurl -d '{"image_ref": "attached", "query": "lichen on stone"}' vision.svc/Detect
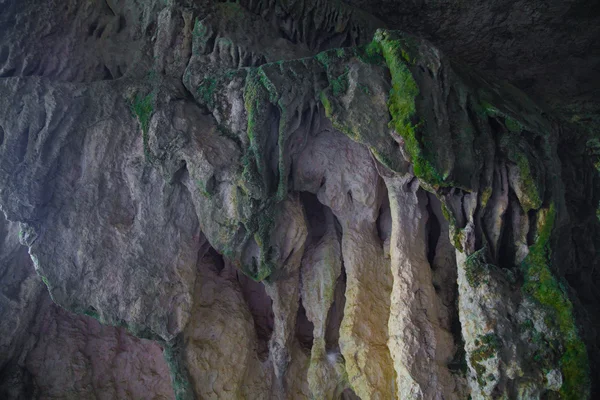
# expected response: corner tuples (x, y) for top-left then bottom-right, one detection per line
(469, 333), (501, 387)
(464, 247), (491, 287)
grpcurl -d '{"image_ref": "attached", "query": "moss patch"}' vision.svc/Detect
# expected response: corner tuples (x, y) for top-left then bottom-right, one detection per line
(469, 333), (501, 386)
(83, 307), (100, 321)
(130, 93), (153, 134)
(197, 77), (217, 108)
(464, 247), (491, 287)
(331, 67), (350, 97)
(521, 205), (590, 399)
(129, 92), (155, 163)
(237, 67), (288, 281)
(163, 341), (195, 400)
(504, 116), (523, 133)
(317, 42), (407, 173)
(509, 148), (543, 212)
(481, 186), (493, 208)
(374, 31), (446, 185)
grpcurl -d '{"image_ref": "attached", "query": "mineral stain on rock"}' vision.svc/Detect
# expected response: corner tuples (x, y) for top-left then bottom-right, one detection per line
(0, 0), (599, 399)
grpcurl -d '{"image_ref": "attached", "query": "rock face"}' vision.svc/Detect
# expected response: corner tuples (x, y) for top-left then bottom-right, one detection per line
(0, 215), (174, 399)
(1, 1), (599, 400)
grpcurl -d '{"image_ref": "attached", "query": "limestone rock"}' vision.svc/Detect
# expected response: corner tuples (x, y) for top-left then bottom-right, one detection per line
(384, 174), (464, 399)
(0, 1), (598, 399)
(0, 215), (174, 400)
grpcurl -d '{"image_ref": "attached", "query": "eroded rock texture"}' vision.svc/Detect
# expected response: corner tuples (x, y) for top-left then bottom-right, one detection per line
(1, 1), (599, 399)
(0, 215), (174, 399)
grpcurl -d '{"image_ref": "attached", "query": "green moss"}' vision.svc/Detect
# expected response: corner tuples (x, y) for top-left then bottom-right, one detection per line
(521, 205), (590, 399)
(505, 117), (523, 133)
(130, 93), (153, 134)
(441, 203), (455, 224)
(502, 139), (543, 212)
(192, 18), (208, 39)
(480, 100), (526, 136)
(242, 71), (270, 196)
(521, 319), (535, 332)
(480, 100), (500, 117)
(471, 100), (489, 120)
(374, 32), (445, 186)
(237, 68), (290, 281)
(370, 148), (401, 172)
(163, 341), (195, 400)
(481, 186), (493, 208)
(356, 41), (385, 65)
(452, 228), (465, 253)
(464, 247), (491, 287)
(315, 48), (349, 70)
(41, 275), (50, 288)
(439, 202), (465, 252)
(197, 77), (217, 108)
(195, 179), (213, 199)
(83, 308), (99, 320)
(331, 67), (350, 97)
(320, 90), (332, 117)
(129, 92), (155, 163)
(515, 153), (542, 211)
(469, 333), (501, 386)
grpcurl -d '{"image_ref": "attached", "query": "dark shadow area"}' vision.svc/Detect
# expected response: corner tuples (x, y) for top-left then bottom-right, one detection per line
(237, 272), (274, 361)
(295, 300), (314, 352)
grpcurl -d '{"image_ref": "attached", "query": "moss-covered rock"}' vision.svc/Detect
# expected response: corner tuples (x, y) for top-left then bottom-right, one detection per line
(521, 206), (590, 399)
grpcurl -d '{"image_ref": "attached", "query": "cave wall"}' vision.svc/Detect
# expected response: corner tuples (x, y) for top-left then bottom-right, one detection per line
(0, 1), (598, 399)
(0, 215), (174, 399)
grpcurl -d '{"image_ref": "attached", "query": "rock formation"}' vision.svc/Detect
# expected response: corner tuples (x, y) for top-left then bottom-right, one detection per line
(0, 215), (174, 399)
(0, 1), (598, 399)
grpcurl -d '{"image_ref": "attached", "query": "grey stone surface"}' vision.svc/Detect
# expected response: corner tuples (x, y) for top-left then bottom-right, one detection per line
(0, 1), (598, 399)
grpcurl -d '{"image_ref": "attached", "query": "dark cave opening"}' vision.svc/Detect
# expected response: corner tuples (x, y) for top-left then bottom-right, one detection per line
(377, 192), (392, 245)
(425, 194), (442, 268)
(205, 247), (225, 274)
(497, 191), (520, 270)
(447, 302), (467, 375)
(295, 300), (314, 352)
(341, 388), (362, 400)
(237, 272), (275, 362)
(299, 190), (345, 353)
(300, 191), (328, 243)
(324, 264), (347, 353)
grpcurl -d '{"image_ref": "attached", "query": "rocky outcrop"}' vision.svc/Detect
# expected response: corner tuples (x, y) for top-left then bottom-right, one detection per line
(0, 216), (174, 399)
(1, 1), (598, 399)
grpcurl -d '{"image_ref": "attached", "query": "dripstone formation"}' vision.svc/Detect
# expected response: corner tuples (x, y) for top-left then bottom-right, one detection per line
(0, 1), (598, 399)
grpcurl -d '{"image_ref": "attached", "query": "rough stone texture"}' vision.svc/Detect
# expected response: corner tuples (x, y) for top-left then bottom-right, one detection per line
(0, 219), (44, 393)
(0, 76), (204, 343)
(301, 206), (343, 400)
(19, 295), (174, 400)
(182, 248), (271, 399)
(295, 127), (396, 398)
(344, 0), (600, 134)
(383, 174), (464, 399)
(0, 216), (174, 400)
(0, 1), (599, 399)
